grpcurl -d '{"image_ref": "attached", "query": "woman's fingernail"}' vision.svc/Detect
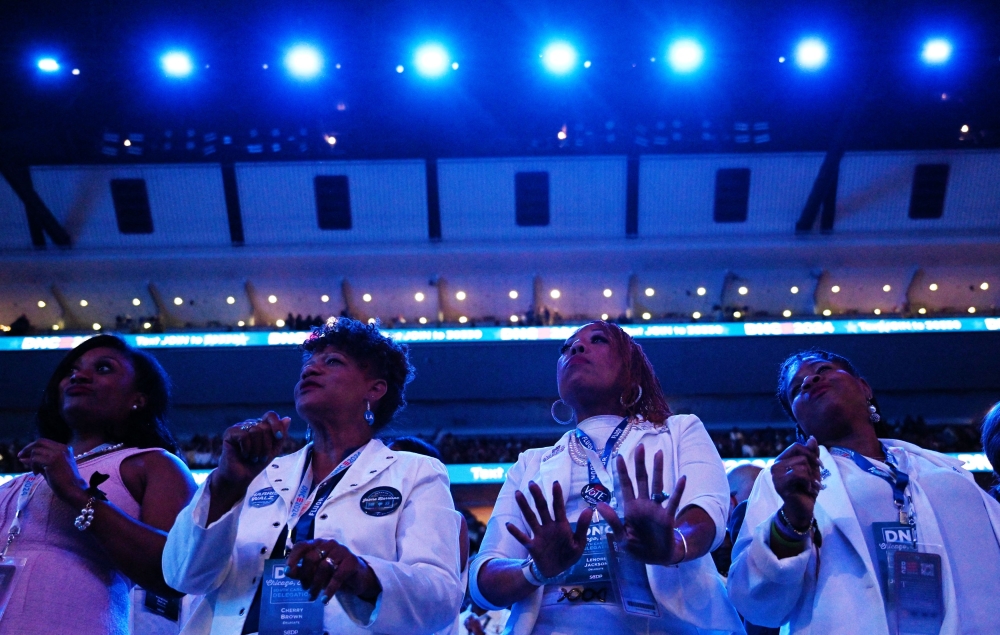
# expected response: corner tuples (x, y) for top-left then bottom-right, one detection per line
(275, 431), (284, 440)
(321, 594), (331, 604)
(284, 566), (291, 574)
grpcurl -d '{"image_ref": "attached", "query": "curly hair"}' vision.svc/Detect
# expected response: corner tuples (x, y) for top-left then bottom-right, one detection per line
(981, 402), (1000, 501)
(301, 317), (415, 430)
(36, 334), (181, 455)
(573, 321), (672, 424)
(776, 349), (881, 426)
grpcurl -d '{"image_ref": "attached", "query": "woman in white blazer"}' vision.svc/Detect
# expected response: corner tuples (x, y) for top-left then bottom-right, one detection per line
(728, 349), (1000, 635)
(470, 321), (744, 635)
(164, 317), (464, 635)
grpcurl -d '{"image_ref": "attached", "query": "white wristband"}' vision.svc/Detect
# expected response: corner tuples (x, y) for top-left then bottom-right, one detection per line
(521, 557), (545, 586)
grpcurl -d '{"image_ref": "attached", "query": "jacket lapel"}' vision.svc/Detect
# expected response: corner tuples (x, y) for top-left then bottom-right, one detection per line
(264, 444), (313, 513)
(815, 444), (880, 580)
(320, 438), (398, 508)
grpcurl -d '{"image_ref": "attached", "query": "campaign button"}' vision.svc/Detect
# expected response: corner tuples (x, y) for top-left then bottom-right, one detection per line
(248, 487), (280, 508)
(581, 483), (611, 506)
(360, 487), (403, 517)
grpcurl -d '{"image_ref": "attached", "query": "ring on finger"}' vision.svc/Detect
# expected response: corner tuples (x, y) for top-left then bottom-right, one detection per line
(318, 549), (327, 559)
(652, 491), (669, 504)
(323, 557), (336, 570)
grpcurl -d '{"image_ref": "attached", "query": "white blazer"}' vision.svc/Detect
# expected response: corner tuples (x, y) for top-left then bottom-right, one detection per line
(470, 414), (745, 635)
(163, 439), (465, 635)
(728, 440), (1000, 635)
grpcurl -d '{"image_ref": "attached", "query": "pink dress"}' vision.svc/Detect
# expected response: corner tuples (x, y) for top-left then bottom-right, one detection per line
(0, 447), (159, 635)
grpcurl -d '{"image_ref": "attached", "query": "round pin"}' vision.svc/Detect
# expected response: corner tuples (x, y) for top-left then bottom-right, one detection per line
(248, 487), (280, 508)
(581, 482), (611, 507)
(360, 487), (403, 517)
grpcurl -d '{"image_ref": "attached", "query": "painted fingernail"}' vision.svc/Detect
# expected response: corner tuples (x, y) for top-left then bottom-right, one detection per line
(321, 594), (331, 604)
(283, 566), (291, 574)
(275, 431), (284, 440)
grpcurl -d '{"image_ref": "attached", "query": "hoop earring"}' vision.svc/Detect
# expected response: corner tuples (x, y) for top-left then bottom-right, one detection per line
(364, 400), (376, 427)
(550, 399), (576, 426)
(867, 399), (881, 424)
(620, 385), (643, 410)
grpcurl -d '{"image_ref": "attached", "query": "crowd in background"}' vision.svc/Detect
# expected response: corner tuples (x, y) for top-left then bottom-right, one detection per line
(0, 416), (985, 473)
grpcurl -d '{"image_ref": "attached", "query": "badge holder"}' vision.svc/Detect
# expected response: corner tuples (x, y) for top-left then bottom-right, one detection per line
(605, 534), (660, 618)
(0, 557), (25, 623)
(258, 559), (325, 635)
(886, 542), (945, 635)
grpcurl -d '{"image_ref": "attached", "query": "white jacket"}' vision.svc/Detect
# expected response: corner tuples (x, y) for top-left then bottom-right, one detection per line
(163, 439), (464, 635)
(470, 414), (745, 635)
(728, 440), (1000, 635)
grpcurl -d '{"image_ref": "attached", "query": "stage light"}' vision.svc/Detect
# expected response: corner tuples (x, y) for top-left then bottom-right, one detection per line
(790, 286), (799, 294)
(550, 289), (561, 299)
(822, 309), (832, 316)
(320, 294), (330, 303)
(921, 39), (952, 65)
(601, 313), (609, 320)
(510, 315), (519, 323)
(508, 290), (518, 299)
(52, 325), (60, 331)
(93, 323), (101, 331)
(238, 320), (246, 327)
(981, 282), (989, 290)
(455, 291), (466, 301)
(161, 51), (193, 77)
(968, 307), (976, 314)
(284, 45), (323, 79)
(733, 311), (742, 319)
(794, 38), (828, 71)
(883, 284), (892, 292)
(415, 292), (425, 302)
(692, 312), (702, 319)
(874, 309), (881, 315)
(783, 310), (792, 318)
(459, 316), (468, 324)
(413, 43), (451, 78)
(276, 319), (286, 327)
(419, 317), (428, 324)
(363, 293), (372, 302)
(80, 300), (88, 307)
(961, 124), (970, 133)
(396, 65), (405, 73)
(603, 289), (613, 298)
(71, 68), (80, 75)
(642, 312), (652, 320)
(831, 285), (840, 293)
(583, 60), (592, 68)
(268, 295), (277, 303)
(143, 322), (151, 329)
(174, 297), (183, 305)
(666, 38), (704, 73)
(541, 41), (578, 75)
(645, 288), (655, 297)
(738, 286), (748, 295)
(132, 298), (141, 306)
(929, 283), (938, 291)
(696, 287), (706, 296)
(37, 58), (60, 73)
(918, 308), (927, 314)
(226, 296), (236, 304)
(37, 301), (46, 308)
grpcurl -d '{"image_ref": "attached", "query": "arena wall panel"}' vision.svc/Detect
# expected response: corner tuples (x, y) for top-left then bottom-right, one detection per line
(0, 178), (32, 251)
(235, 160), (428, 245)
(29, 165), (231, 248)
(638, 153), (824, 236)
(437, 156), (628, 241)
(836, 150), (1000, 233)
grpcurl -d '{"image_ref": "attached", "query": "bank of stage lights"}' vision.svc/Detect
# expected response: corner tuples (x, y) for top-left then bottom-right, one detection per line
(33, 34), (958, 81)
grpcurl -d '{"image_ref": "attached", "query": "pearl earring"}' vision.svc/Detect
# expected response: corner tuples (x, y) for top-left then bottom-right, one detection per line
(867, 400), (880, 424)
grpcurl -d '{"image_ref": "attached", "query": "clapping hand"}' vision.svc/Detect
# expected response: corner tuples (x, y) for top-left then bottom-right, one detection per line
(505, 481), (592, 579)
(771, 436), (822, 530)
(597, 444), (687, 565)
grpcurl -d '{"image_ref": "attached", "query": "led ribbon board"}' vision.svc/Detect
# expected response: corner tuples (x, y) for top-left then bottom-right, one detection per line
(4, 317), (998, 351)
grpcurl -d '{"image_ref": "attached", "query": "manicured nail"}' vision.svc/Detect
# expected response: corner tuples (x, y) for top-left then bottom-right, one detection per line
(283, 566), (291, 574)
(321, 594), (331, 604)
(275, 431), (284, 440)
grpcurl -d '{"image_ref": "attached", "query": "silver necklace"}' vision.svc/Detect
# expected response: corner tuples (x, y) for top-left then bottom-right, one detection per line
(74, 442), (125, 462)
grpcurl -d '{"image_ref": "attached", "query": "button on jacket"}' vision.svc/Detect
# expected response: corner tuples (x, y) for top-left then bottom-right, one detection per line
(164, 439), (464, 635)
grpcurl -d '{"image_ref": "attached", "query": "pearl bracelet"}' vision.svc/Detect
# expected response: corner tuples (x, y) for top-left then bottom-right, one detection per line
(74, 497), (97, 531)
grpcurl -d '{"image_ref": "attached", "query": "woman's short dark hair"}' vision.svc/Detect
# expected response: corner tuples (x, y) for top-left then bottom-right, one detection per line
(776, 349), (881, 424)
(36, 334), (181, 455)
(301, 317), (415, 430)
(573, 321), (672, 424)
(981, 402), (1000, 499)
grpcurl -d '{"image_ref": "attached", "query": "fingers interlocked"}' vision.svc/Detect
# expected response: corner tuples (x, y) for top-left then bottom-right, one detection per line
(286, 539), (358, 603)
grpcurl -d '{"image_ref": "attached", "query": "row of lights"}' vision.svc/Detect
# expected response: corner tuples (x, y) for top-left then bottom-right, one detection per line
(33, 281), (991, 314)
(34, 36), (957, 81)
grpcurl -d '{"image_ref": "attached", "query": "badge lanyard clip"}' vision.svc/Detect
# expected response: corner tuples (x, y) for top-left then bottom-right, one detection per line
(576, 418), (630, 520)
(0, 475), (39, 560)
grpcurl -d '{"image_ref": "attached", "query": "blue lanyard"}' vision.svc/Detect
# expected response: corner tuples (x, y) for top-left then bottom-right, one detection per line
(287, 446), (363, 547)
(830, 443), (912, 524)
(575, 417), (630, 485)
